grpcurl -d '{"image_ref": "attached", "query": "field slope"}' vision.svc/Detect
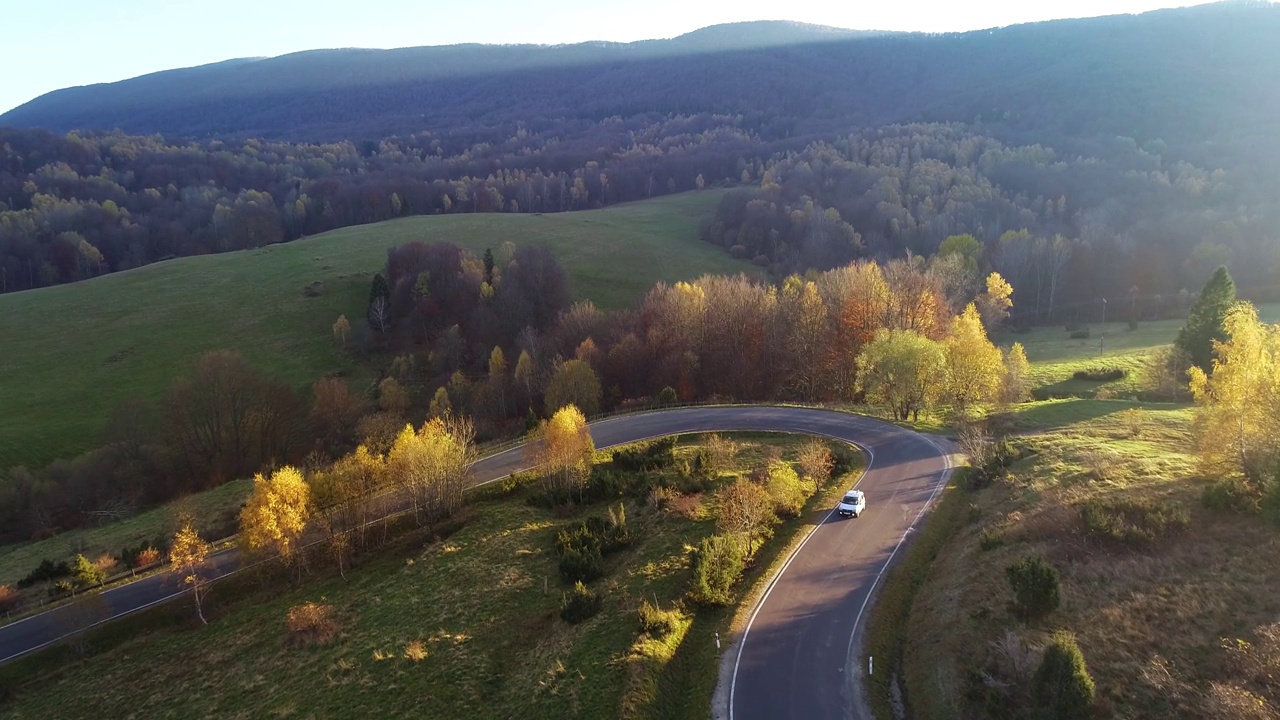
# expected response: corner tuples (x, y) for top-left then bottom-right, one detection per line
(0, 190), (751, 470)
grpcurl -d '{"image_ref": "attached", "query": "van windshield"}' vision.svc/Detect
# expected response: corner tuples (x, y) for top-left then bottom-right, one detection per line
(843, 495), (858, 504)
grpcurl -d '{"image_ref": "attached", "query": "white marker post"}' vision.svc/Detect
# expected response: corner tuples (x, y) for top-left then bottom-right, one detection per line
(715, 632), (721, 649)
(869, 656), (873, 676)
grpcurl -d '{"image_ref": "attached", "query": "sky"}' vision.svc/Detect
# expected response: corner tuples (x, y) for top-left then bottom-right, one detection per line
(1, 0), (1213, 115)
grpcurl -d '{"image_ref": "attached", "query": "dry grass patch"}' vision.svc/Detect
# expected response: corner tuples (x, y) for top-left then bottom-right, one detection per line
(285, 601), (341, 646)
(403, 640), (428, 662)
(901, 405), (1280, 719)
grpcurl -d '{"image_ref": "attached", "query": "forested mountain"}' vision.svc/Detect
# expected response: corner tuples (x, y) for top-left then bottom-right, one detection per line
(5, 3), (1279, 172)
(0, 3), (1278, 305)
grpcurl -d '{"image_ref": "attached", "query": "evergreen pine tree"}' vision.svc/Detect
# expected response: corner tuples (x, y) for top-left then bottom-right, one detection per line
(1176, 265), (1236, 372)
(483, 248), (496, 285)
(1033, 631), (1096, 719)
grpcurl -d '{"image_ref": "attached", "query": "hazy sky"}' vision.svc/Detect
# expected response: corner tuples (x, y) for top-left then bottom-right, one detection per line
(1, 0), (1212, 115)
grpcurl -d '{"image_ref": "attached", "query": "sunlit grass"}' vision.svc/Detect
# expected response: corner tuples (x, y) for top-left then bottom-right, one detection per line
(0, 190), (752, 471)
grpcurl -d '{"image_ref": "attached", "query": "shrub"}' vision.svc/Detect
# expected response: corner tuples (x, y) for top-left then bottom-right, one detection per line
(556, 542), (604, 584)
(93, 553), (119, 577)
(612, 437), (677, 472)
(701, 433), (739, 475)
(765, 461), (813, 518)
(1072, 367), (1125, 381)
(655, 386), (679, 407)
(637, 599), (683, 637)
(0, 585), (21, 614)
(285, 601), (340, 645)
(1262, 480), (1280, 526)
(17, 558), (72, 589)
(560, 581), (602, 624)
(831, 443), (861, 476)
(1203, 478), (1262, 514)
(1006, 555), (1061, 620)
(554, 505), (631, 583)
(1033, 631), (1096, 719)
(979, 527), (1004, 551)
(689, 534), (747, 607)
(73, 553), (107, 588)
(1080, 498), (1189, 545)
(1069, 329), (1091, 339)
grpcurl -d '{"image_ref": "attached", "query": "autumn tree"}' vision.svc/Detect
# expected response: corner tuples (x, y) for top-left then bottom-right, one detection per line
(165, 350), (266, 485)
(488, 346), (508, 418)
(428, 386), (452, 418)
(1001, 342), (1033, 404)
(331, 314), (350, 348)
(716, 477), (776, 553)
(1177, 265), (1237, 373)
(387, 415), (477, 524)
(1188, 302), (1280, 485)
(514, 349), (537, 410)
(169, 520), (214, 624)
(855, 329), (948, 421)
(378, 377), (410, 415)
(239, 466), (312, 566)
(945, 303), (1005, 416)
(544, 359), (602, 417)
(309, 377), (364, 451)
(526, 405), (595, 501)
(976, 271), (1014, 331)
(311, 445), (386, 549)
(783, 279), (830, 400)
(796, 439), (835, 485)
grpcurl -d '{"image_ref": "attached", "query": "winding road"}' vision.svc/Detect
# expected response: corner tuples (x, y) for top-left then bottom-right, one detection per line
(0, 406), (952, 720)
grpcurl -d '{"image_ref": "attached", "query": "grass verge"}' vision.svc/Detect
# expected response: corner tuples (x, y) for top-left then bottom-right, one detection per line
(863, 468), (971, 720)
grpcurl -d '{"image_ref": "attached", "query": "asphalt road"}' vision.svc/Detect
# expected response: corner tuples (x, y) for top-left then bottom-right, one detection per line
(0, 407), (951, 720)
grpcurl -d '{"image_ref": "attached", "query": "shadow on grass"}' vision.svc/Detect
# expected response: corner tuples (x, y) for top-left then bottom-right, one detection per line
(1000, 399), (1127, 433)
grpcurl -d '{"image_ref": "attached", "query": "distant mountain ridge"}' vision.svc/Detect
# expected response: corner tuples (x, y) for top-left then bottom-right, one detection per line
(0, 21), (873, 131)
(2, 3), (1279, 174)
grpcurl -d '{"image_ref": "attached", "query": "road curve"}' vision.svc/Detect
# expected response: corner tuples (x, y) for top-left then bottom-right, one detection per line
(0, 407), (951, 720)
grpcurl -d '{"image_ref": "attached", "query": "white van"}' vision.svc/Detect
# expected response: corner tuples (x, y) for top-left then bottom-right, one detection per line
(837, 489), (867, 518)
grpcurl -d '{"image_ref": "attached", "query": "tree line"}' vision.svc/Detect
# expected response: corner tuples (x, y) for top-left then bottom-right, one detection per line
(0, 239), (1020, 544)
(702, 125), (1280, 316)
(2, 118), (1277, 313)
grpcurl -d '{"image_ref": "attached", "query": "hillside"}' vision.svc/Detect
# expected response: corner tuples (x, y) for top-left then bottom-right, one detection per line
(0, 190), (752, 471)
(4, 4), (1279, 175)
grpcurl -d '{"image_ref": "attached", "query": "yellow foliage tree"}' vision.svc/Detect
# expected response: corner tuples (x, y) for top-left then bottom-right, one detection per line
(378, 377), (410, 415)
(526, 404), (595, 500)
(331, 314), (351, 348)
(1002, 342), (1033, 404)
(1188, 302), (1280, 485)
(239, 466), (311, 563)
(945, 303), (1005, 415)
(169, 520), (213, 624)
(387, 416), (476, 524)
(978, 272), (1014, 330)
(429, 386), (452, 418)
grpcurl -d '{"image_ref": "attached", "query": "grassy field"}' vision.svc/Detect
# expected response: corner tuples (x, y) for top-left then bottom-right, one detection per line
(0, 190), (752, 471)
(999, 303), (1280, 399)
(0, 433), (860, 720)
(892, 301), (1280, 719)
